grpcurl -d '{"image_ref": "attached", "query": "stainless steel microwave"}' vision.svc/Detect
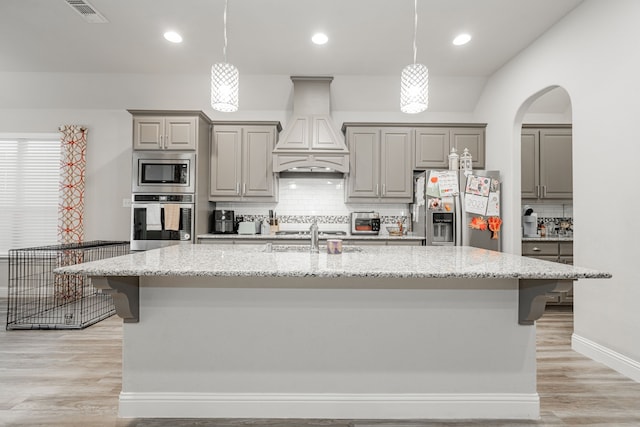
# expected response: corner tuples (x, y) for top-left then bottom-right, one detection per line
(132, 152), (196, 193)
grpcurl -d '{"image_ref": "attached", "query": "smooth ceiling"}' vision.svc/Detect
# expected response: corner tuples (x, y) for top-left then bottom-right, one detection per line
(0, 0), (583, 77)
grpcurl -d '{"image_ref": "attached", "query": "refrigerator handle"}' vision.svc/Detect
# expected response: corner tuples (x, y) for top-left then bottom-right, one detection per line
(455, 192), (463, 246)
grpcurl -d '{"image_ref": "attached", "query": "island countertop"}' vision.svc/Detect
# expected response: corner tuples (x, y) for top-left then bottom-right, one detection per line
(56, 243), (610, 280)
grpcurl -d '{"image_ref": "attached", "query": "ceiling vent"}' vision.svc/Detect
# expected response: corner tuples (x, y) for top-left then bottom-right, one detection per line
(65, 0), (109, 23)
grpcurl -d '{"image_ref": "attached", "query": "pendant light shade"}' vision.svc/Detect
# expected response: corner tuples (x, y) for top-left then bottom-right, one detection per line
(400, 0), (428, 114)
(400, 63), (428, 113)
(211, 0), (239, 112)
(211, 62), (239, 112)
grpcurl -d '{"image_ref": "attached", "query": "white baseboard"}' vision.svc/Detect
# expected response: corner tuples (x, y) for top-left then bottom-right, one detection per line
(572, 333), (640, 383)
(118, 392), (540, 420)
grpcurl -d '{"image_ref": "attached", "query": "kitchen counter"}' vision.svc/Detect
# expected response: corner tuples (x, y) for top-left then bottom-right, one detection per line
(56, 245), (609, 421)
(522, 236), (573, 242)
(197, 232), (425, 242)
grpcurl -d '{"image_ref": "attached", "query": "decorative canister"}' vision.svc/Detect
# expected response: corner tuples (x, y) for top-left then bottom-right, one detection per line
(326, 239), (343, 254)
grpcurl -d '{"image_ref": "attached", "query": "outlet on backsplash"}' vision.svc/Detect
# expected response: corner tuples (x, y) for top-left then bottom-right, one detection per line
(215, 177), (411, 233)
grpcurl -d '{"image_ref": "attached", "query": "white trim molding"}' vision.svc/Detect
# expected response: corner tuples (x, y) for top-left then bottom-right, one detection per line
(118, 392), (540, 420)
(573, 333), (640, 383)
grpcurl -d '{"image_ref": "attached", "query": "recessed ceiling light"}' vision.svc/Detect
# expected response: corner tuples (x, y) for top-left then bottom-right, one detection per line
(164, 31), (183, 43)
(312, 33), (328, 45)
(453, 33), (471, 46)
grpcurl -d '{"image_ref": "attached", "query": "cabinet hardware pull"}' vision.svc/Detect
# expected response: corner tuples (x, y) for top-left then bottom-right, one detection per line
(543, 185), (547, 198)
(236, 183), (240, 194)
(242, 183), (246, 195)
(376, 184), (379, 196)
(536, 185), (540, 198)
(382, 184), (386, 195)
(532, 247), (541, 252)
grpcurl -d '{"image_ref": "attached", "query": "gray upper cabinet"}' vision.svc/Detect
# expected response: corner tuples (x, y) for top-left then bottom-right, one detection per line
(451, 127), (485, 169)
(345, 126), (413, 203)
(414, 128), (450, 169)
(521, 129), (539, 199)
(414, 125), (485, 170)
(521, 126), (572, 200)
(132, 116), (197, 150)
(210, 123), (279, 201)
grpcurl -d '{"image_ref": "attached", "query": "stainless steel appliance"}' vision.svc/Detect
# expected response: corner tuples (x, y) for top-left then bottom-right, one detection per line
(522, 205), (538, 237)
(350, 212), (380, 235)
(459, 170), (502, 251)
(411, 170), (502, 250)
(411, 170), (460, 246)
(211, 210), (235, 234)
(131, 193), (194, 251)
(132, 152), (196, 194)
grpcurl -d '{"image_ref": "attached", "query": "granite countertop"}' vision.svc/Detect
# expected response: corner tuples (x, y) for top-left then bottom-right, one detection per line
(56, 244), (609, 280)
(522, 236), (574, 242)
(197, 233), (425, 241)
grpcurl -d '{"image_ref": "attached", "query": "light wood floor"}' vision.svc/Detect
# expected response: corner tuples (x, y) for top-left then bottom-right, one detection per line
(1, 301), (640, 426)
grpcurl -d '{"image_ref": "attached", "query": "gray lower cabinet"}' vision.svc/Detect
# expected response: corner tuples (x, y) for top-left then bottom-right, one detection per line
(522, 126), (572, 200)
(414, 126), (486, 170)
(345, 127), (413, 203)
(210, 123), (280, 202)
(522, 240), (574, 304)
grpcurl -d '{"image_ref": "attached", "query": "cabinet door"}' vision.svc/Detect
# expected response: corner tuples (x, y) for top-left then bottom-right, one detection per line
(414, 128), (450, 169)
(451, 128), (485, 169)
(380, 128), (412, 201)
(132, 117), (164, 150)
(521, 129), (540, 198)
(346, 128), (380, 199)
(243, 126), (276, 198)
(165, 117), (197, 150)
(210, 126), (242, 199)
(539, 129), (572, 199)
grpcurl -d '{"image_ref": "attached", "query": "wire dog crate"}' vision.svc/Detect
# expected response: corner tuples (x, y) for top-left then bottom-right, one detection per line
(6, 240), (130, 330)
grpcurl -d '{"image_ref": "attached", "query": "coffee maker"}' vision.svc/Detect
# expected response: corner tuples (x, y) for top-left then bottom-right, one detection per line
(522, 205), (538, 237)
(211, 210), (235, 234)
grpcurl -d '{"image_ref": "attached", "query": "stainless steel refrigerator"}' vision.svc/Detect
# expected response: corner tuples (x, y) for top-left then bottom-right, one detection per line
(411, 169), (502, 251)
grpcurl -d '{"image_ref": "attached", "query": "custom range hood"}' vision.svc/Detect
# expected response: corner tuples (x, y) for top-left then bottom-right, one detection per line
(273, 76), (349, 173)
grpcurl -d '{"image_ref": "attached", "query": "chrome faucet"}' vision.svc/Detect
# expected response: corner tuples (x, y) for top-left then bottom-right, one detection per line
(309, 220), (319, 253)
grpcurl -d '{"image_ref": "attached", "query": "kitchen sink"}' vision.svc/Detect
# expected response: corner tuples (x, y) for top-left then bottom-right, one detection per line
(262, 244), (363, 253)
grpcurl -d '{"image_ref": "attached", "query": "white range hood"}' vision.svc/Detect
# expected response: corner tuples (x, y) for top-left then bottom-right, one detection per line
(273, 76), (349, 173)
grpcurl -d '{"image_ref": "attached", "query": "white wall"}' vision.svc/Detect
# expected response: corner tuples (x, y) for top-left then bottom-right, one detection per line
(474, 0), (640, 379)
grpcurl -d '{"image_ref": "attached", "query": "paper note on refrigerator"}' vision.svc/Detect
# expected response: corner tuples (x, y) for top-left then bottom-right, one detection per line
(426, 170), (458, 197)
(415, 175), (426, 206)
(465, 193), (488, 215)
(486, 191), (500, 216)
(436, 171), (459, 196)
(465, 175), (492, 197)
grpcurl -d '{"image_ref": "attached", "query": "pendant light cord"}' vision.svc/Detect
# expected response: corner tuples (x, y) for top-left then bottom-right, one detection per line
(222, 0), (229, 63)
(412, 0), (418, 65)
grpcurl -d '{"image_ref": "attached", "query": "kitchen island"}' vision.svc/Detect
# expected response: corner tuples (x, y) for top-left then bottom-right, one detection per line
(57, 244), (609, 421)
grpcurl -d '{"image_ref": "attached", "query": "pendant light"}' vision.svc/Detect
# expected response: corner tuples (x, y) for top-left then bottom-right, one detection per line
(400, 0), (428, 114)
(211, 0), (239, 112)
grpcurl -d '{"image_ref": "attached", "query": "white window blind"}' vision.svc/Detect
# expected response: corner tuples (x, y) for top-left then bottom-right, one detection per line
(0, 136), (61, 255)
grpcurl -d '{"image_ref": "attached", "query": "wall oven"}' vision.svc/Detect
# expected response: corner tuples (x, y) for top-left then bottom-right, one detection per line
(132, 152), (196, 194)
(131, 194), (194, 251)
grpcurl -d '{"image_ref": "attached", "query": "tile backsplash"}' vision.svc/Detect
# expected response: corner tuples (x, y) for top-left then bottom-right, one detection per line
(524, 202), (572, 218)
(523, 202), (573, 236)
(215, 177), (410, 232)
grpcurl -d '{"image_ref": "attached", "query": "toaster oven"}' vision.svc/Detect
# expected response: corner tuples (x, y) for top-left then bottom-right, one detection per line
(350, 212), (380, 235)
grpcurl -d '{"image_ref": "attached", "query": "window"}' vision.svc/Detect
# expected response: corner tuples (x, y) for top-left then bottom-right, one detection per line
(0, 134), (61, 255)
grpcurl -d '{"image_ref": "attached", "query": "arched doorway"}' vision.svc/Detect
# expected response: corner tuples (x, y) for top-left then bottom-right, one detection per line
(517, 86), (574, 306)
